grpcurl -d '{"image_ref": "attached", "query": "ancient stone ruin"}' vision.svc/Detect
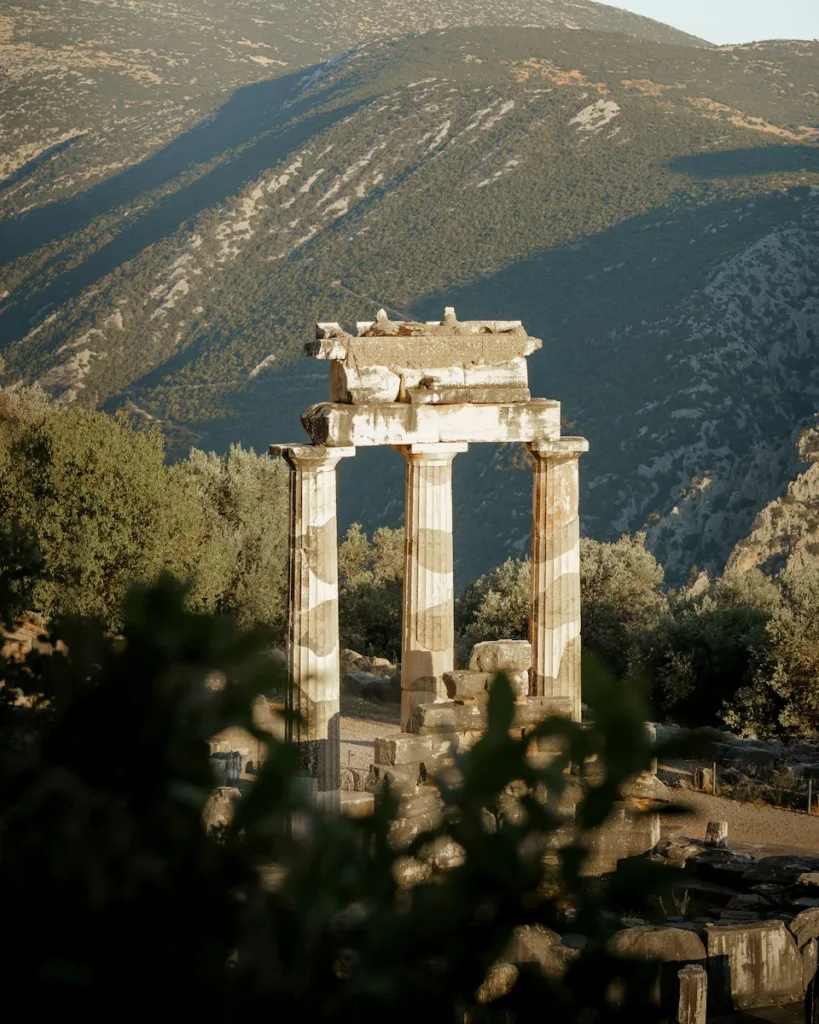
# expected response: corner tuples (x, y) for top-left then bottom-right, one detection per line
(270, 307), (588, 809)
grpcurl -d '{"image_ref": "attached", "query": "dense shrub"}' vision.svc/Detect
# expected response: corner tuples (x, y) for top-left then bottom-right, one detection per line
(580, 534), (666, 677)
(454, 536), (665, 674)
(455, 557), (531, 665)
(0, 385), (288, 633)
(338, 523), (404, 659)
(725, 567), (819, 737)
(644, 569), (780, 729)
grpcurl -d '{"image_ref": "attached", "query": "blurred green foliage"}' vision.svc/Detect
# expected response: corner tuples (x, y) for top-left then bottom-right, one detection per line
(0, 529), (685, 1018)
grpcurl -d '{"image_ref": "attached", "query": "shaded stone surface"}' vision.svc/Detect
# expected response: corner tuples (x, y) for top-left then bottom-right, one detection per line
(706, 921), (804, 1011)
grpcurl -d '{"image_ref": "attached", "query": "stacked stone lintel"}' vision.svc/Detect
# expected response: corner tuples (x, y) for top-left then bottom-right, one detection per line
(396, 442), (467, 730)
(527, 437), (589, 721)
(271, 443), (355, 812)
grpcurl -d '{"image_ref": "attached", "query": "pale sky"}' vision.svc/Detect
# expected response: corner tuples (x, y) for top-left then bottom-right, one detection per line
(595, 0), (819, 45)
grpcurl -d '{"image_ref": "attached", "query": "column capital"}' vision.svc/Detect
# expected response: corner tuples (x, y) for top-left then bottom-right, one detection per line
(393, 442), (468, 460)
(527, 436), (589, 461)
(270, 443), (356, 470)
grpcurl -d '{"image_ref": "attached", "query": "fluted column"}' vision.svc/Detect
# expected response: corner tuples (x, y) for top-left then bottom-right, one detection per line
(271, 443), (355, 812)
(527, 437), (589, 721)
(396, 442), (467, 730)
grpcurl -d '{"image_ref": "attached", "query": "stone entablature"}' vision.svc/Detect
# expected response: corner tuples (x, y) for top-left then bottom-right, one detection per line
(271, 308), (589, 807)
(308, 307), (541, 406)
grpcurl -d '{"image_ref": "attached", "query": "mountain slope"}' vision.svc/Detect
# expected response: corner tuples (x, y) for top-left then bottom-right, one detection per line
(0, 0), (706, 215)
(727, 423), (819, 576)
(1, 19), (818, 583)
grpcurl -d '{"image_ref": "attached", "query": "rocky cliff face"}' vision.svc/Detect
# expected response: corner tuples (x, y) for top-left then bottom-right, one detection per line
(726, 424), (819, 576)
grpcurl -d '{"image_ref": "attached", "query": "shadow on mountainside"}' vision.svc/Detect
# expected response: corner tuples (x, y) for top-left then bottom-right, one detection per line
(0, 135), (86, 193)
(0, 66), (363, 349)
(671, 144), (819, 180)
(185, 159), (819, 584)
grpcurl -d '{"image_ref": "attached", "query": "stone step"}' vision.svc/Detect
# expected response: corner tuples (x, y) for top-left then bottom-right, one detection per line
(406, 695), (572, 735)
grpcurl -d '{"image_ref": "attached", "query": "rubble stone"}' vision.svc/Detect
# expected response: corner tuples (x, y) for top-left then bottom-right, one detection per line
(505, 924), (566, 977)
(476, 963), (519, 1003)
(442, 669), (493, 699)
(469, 640), (532, 674)
(791, 907), (819, 948)
(608, 926), (705, 1011)
(203, 786), (241, 830)
(706, 920), (804, 1010)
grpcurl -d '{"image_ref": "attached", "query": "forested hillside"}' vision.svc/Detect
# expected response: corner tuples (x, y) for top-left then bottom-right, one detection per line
(1, 4), (818, 583)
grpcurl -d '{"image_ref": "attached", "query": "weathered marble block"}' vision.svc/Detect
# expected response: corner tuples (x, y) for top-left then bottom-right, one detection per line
(309, 308), (541, 406)
(301, 398), (560, 447)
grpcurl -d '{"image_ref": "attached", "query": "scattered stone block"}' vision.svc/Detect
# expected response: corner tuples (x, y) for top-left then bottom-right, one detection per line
(343, 669), (379, 696)
(476, 963), (519, 1003)
(375, 733), (459, 765)
(620, 772), (672, 803)
(582, 808), (661, 876)
(469, 639), (532, 674)
(677, 963), (707, 1024)
(442, 669), (492, 699)
(406, 695), (570, 735)
(505, 924), (566, 977)
(799, 873), (819, 889)
(790, 907), (819, 948)
(743, 855), (819, 886)
(805, 938), (819, 991)
(367, 762), (422, 794)
(606, 929), (704, 1007)
(705, 821), (728, 848)
(339, 766), (369, 791)
(706, 920), (804, 1011)
(203, 786), (241, 830)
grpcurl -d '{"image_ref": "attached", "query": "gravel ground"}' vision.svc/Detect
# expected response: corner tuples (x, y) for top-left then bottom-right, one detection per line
(661, 786), (819, 855)
(340, 694), (400, 771)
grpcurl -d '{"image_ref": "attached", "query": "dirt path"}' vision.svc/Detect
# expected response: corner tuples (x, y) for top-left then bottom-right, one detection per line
(662, 787), (819, 856)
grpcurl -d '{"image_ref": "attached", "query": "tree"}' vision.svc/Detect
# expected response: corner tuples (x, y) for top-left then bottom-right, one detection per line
(455, 557), (531, 665)
(645, 569), (780, 729)
(338, 523), (404, 659)
(0, 384), (207, 626)
(580, 534), (666, 677)
(179, 444), (289, 633)
(726, 567), (819, 737)
(0, 385), (290, 636)
(455, 536), (665, 674)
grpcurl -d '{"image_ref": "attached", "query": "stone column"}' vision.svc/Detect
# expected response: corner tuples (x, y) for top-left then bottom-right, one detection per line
(271, 443), (355, 812)
(527, 437), (589, 721)
(677, 964), (707, 1024)
(395, 442), (467, 730)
